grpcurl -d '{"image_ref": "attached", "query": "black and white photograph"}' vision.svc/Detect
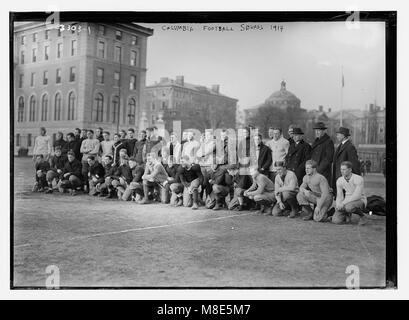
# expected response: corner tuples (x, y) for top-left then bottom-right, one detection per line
(9, 9), (397, 293)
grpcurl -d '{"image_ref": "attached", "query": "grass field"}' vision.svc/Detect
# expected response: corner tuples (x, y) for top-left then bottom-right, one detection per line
(13, 157), (386, 288)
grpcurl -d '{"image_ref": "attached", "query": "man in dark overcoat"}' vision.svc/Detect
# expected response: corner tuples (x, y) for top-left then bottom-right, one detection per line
(285, 127), (311, 185)
(310, 122), (334, 184)
(331, 126), (361, 191)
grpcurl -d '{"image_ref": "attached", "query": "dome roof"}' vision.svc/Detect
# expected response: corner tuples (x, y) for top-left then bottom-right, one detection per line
(265, 81), (300, 104)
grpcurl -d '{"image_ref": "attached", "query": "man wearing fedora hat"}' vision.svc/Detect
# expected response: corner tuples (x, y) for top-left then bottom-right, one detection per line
(310, 122), (334, 184)
(285, 127), (311, 185)
(332, 127), (360, 192)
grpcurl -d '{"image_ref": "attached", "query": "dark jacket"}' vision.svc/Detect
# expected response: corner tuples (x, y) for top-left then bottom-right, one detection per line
(332, 139), (361, 188)
(209, 166), (228, 186)
(49, 155), (67, 171)
(35, 160), (50, 173)
(62, 140), (81, 160)
(125, 138), (138, 157)
(63, 159), (82, 178)
(117, 164), (133, 184)
(103, 163), (118, 179)
(310, 133), (334, 183)
(285, 139), (311, 184)
(178, 164), (203, 186)
(164, 164), (180, 182)
(254, 143), (272, 175)
(88, 162), (105, 183)
(131, 165), (145, 183)
(132, 139), (147, 164)
(53, 138), (66, 152)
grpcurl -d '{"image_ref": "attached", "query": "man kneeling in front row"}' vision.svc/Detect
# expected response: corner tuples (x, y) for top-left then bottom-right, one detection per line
(297, 160), (333, 222)
(272, 161), (299, 218)
(243, 167), (276, 215)
(333, 161), (368, 225)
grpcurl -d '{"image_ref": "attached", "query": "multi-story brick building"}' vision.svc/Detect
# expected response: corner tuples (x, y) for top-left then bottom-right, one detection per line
(144, 76), (238, 133)
(13, 22), (153, 155)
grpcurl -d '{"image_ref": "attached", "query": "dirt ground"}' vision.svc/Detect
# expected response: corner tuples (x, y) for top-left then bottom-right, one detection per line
(13, 157), (386, 288)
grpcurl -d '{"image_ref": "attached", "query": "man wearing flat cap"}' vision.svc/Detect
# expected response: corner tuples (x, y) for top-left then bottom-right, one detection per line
(285, 127), (311, 185)
(331, 127), (361, 192)
(310, 122), (334, 185)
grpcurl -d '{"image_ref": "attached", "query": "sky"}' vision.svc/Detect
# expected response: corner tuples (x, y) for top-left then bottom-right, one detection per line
(140, 22), (385, 111)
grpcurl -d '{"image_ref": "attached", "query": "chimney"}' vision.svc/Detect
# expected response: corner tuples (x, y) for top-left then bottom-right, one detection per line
(175, 75), (184, 86)
(211, 84), (220, 94)
(318, 105), (323, 112)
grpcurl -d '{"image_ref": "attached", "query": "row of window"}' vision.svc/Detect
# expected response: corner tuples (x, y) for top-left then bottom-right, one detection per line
(16, 93), (138, 125)
(18, 67), (76, 88)
(96, 41), (140, 66)
(96, 68), (138, 90)
(20, 40), (77, 64)
(17, 93), (76, 123)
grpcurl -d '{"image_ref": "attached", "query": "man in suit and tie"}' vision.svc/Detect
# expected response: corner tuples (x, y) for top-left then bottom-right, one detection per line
(285, 127), (311, 185)
(331, 127), (361, 192)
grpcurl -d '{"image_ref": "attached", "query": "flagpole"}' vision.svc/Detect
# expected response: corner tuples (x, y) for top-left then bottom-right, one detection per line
(340, 65), (344, 127)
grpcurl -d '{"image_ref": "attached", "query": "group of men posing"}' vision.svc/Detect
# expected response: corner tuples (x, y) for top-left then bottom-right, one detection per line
(31, 121), (368, 225)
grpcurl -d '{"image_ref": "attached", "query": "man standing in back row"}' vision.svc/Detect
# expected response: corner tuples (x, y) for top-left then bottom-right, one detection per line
(309, 122), (334, 185)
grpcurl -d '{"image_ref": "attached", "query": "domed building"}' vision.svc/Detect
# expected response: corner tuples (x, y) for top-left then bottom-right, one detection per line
(264, 80), (301, 109)
(243, 80), (301, 122)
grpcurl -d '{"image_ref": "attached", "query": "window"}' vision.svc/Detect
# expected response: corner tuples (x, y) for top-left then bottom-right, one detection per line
(151, 115), (156, 125)
(94, 93), (104, 122)
(54, 93), (61, 120)
(71, 40), (77, 56)
(56, 68), (61, 83)
(44, 45), (49, 60)
(69, 67), (76, 82)
(127, 98), (136, 125)
(114, 46), (122, 62)
(18, 74), (24, 88)
(99, 25), (106, 36)
(45, 30), (50, 40)
(33, 33), (37, 42)
(151, 102), (155, 111)
(21, 36), (25, 45)
(43, 71), (48, 85)
(57, 28), (61, 37)
(17, 97), (24, 122)
(68, 92), (76, 120)
(111, 96), (119, 123)
(20, 51), (25, 64)
(115, 30), (122, 40)
(97, 41), (105, 58)
(41, 94), (48, 121)
(97, 68), (104, 84)
(114, 71), (120, 87)
(29, 96), (36, 121)
(131, 35), (138, 45)
(130, 50), (138, 66)
(30, 72), (35, 87)
(16, 134), (20, 147)
(162, 101), (167, 109)
(130, 75), (136, 90)
(57, 43), (62, 58)
(27, 134), (32, 147)
(32, 48), (37, 62)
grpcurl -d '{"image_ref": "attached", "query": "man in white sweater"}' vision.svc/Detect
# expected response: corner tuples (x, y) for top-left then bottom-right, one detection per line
(333, 161), (368, 225)
(265, 127), (290, 182)
(32, 127), (52, 161)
